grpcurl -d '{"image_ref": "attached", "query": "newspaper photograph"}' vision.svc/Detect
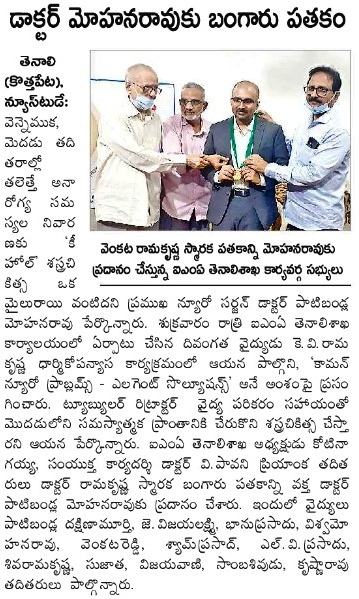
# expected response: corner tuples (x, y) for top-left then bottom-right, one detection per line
(0, 1), (357, 598)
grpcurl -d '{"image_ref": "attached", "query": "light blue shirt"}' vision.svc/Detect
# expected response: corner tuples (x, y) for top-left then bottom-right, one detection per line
(265, 107), (350, 230)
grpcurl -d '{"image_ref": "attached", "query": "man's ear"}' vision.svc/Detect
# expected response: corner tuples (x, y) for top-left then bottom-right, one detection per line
(202, 101), (208, 112)
(331, 91), (340, 106)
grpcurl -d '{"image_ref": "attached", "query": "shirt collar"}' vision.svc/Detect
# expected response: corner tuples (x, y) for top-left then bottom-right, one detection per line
(234, 116), (254, 134)
(308, 104), (337, 127)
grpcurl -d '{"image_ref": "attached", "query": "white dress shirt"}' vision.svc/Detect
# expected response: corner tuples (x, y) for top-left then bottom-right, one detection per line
(94, 93), (187, 227)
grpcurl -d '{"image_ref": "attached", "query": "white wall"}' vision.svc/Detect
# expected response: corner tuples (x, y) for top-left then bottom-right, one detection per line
(91, 50), (350, 135)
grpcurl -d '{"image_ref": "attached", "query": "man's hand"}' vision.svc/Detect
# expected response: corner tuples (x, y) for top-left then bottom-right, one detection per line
(218, 164), (235, 182)
(245, 154), (268, 174)
(240, 166), (261, 185)
(186, 154), (210, 169)
(275, 182), (287, 205)
(256, 110), (275, 123)
(205, 154), (229, 170)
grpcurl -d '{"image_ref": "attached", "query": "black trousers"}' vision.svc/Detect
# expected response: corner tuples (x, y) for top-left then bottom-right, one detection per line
(286, 223), (339, 231)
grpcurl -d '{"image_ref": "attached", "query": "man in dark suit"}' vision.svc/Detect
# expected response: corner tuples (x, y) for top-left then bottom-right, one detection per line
(203, 81), (289, 230)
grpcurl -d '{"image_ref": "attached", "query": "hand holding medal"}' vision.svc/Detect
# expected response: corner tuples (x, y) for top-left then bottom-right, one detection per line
(229, 114), (258, 196)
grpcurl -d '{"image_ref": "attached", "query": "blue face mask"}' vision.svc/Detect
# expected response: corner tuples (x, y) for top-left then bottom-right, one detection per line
(132, 95), (155, 111)
(306, 93), (337, 115)
(307, 101), (331, 115)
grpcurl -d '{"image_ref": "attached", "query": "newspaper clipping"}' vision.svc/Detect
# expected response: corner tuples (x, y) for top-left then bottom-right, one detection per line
(1, 1), (357, 598)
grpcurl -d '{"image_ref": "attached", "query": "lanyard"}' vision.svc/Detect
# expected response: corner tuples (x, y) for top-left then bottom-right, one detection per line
(230, 114), (257, 168)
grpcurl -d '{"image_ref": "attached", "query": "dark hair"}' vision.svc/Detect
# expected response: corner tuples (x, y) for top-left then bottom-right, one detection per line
(308, 65), (342, 92)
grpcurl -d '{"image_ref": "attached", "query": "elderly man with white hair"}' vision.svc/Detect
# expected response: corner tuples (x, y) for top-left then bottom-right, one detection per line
(94, 63), (210, 230)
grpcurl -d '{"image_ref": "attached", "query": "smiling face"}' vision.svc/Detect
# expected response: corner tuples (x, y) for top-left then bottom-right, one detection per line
(230, 82), (259, 126)
(305, 71), (339, 109)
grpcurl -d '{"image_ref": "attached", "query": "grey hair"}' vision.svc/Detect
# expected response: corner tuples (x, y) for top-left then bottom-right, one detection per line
(181, 82), (206, 98)
(125, 63), (157, 82)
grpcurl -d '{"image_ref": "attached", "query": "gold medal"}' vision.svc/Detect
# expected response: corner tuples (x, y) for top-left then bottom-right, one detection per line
(233, 169), (242, 183)
(232, 168), (249, 197)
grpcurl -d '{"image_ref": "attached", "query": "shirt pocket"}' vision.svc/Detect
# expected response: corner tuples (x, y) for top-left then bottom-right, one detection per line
(297, 142), (316, 166)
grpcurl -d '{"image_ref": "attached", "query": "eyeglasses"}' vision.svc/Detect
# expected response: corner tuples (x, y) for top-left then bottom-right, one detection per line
(304, 85), (333, 97)
(179, 99), (204, 107)
(231, 97), (256, 106)
(128, 81), (162, 95)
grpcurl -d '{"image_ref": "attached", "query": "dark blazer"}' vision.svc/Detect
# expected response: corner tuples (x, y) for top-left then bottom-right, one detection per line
(203, 117), (289, 228)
